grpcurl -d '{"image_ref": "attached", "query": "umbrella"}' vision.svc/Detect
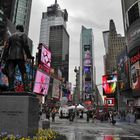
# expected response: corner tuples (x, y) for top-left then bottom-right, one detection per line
(77, 104), (85, 109)
(68, 105), (75, 109)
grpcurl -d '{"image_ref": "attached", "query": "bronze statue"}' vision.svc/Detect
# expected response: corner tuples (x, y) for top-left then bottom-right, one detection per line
(2, 25), (33, 91)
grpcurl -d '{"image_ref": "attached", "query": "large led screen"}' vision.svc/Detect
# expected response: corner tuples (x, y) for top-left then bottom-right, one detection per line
(14, 62), (35, 92)
(130, 50), (140, 96)
(41, 44), (51, 70)
(117, 48), (130, 91)
(102, 74), (117, 95)
(33, 69), (50, 95)
(84, 50), (91, 66)
(104, 98), (115, 107)
(0, 64), (9, 89)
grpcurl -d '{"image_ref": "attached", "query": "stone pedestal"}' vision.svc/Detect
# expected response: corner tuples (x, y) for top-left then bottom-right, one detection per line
(0, 92), (39, 137)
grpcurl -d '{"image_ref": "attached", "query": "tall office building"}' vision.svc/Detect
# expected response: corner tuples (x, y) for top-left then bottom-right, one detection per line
(80, 26), (96, 103)
(121, 0), (140, 110)
(39, 0), (68, 46)
(49, 25), (69, 82)
(103, 19), (125, 74)
(39, 0), (69, 81)
(0, 0), (32, 39)
(11, 0), (32, 35)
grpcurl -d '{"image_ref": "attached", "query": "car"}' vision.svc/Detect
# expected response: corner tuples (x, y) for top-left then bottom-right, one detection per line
(59, 107), (69, 119)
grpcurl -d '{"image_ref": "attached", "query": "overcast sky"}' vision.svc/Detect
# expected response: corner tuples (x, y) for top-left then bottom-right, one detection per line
(28, 0), (124, 95)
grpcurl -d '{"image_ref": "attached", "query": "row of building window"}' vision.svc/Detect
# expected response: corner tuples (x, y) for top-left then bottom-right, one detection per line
(125, 1), (140, 30)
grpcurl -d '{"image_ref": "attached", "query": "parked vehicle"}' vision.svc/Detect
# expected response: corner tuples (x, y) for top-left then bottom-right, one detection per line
(59, 107), (69, 119)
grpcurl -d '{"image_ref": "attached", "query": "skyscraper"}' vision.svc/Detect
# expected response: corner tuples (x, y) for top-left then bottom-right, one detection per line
(39, 0), (68, 46)
(103, 19), (125, 74)
(121, 0), (140, 110)
(12, 0), (32, 35)
(39, 0), (69, 81)
(0, 0), (32, 41)
(80, 26), (95, 102)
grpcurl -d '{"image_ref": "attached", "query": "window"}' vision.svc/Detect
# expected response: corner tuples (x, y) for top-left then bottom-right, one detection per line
(128, 2), (140, 25)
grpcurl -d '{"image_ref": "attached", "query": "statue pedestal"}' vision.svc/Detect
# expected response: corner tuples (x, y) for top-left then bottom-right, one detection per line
(0, 92), (39, 137)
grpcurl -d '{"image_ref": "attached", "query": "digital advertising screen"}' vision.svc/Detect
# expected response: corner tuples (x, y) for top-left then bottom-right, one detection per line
(41, 44), (51, 70)
(84, 82), (92, 93)
(0, 64), (9, 89)
(130, 47), (140, 96)
(84, 50), (91, 66)
(102, 74), (117, 95)
(14, 62), (34, 92)
(33, 69), (50, 95)
(117, 48), (130, 91)
(104, 98), (115, 107)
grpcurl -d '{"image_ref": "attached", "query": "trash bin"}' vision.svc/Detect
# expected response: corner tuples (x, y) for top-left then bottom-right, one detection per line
(42, 119), (50, 129)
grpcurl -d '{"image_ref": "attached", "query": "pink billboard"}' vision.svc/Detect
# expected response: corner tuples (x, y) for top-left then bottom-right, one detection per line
(33, 69), (50, 95)
(41, 44), (51, 70)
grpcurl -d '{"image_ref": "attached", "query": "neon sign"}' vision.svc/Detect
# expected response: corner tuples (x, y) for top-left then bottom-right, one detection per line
(102, 74), (117, 95)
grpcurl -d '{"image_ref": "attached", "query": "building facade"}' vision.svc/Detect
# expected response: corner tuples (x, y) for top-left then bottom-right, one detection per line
(102, 20), (126, 110)
(11, 0), (32, 35)
(39, 0), (69, 82)
(103, 19), (126, 75)
(39, 0), (68, 46)
(0, 0), (32, 47)
(80, 26), (96, 106)
(121, 0), (140, 112)
(49, 25), (69, 82)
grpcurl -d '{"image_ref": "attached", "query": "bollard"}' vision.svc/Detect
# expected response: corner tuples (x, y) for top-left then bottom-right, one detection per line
(42, 119), (50, 129)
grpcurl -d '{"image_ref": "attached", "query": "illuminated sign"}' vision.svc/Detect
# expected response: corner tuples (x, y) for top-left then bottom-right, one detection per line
(102, 74), (117, 95)
(41, 44), (51, 70)
(33, 69), (50, 95)
(104, 98), (115, 107)
(130, 52), (140, 64)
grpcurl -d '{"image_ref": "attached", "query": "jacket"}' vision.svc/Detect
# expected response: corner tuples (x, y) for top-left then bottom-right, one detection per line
(7, 31), (32, 60)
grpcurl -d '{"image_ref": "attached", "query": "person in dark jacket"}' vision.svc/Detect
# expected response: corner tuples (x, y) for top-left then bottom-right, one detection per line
(3, 25), (33, 91)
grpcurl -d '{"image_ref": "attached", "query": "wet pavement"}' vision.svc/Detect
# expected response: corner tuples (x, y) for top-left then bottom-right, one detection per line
(44, 114), (140, 140)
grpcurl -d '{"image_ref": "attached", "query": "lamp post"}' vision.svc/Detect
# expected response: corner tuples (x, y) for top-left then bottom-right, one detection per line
(74, 66), (80, 105)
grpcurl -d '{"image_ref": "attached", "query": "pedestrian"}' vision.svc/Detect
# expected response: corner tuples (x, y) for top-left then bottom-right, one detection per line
(45, 108), (50, 120)
(86, 110), (90, 122)
(2, 25), (33, 91)
(51, 108), (56, 122)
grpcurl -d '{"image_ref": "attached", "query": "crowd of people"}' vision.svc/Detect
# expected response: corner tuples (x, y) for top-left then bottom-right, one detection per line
(39, 105), (138, 125)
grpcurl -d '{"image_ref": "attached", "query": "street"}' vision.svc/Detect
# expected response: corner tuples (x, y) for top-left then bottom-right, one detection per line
(44, 114), (140, 140)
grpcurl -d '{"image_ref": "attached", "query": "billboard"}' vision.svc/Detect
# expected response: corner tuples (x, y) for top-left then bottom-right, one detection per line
(0, 64), (9, 89)
(52, 78), (60, 99)
(84, 81), (92, 93)
(102, 74), (117, 95)
(104, 98), (115, 107)
(15, 62), (34, 92)
(41, 44), (51, 70)
(130, 47), (140, 96)
(33, 69), (50, 95)
(84, 50), (91, 66)
(117, 48), (130, 91)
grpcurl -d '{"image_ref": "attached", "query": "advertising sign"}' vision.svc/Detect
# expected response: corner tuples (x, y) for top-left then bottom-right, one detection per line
(130, 48), (140, 96)
(84, 50), (91, 66)
(0, 65), (9, 89)
(117, 48), (130, 91)
(52, 78), (60, 99)
(41, 44), (51, 70)
(33, 69), (50, 95)
(84, 81), (92, 93)
(104, 98), (115, 107)
(102, 74), (117, 95)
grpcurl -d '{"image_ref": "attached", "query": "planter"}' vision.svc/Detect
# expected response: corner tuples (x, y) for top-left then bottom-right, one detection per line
(54, 135), (67, 140)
